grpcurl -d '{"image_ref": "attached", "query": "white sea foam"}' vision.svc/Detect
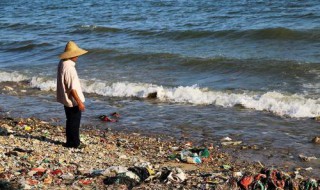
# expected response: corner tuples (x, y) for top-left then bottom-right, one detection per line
(30, 77), (56, 91)
(0, 71), (319, 118)
(81, 80), (320, 118)
(0, 71), (29, 82)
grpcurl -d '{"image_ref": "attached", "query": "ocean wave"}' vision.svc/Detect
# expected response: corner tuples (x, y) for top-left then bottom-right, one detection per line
(86, 48), (320, 78)
(0, 41), (53, 52)
(87, 48), (179, 62)
(6, 43), (52, 51)
(241, 27), (320, 40)
(0, 22), (41, 30)
(81, 81), (320, 118)
(1, 71), (319, 118)
(0, 71), (29, 82)
(163, 27), (320, 41)
(72, 25), (123, 33)
(71, 25), (320, 41)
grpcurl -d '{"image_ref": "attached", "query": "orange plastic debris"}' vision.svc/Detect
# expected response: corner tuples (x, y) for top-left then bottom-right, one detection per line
(240, 175), (254, 190)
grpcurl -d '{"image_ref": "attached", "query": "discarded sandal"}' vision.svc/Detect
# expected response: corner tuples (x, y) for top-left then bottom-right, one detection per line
(268, 169), (285, 189)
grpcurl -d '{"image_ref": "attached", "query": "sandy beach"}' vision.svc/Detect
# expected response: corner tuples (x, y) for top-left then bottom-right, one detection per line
(0, 115), (319, 190)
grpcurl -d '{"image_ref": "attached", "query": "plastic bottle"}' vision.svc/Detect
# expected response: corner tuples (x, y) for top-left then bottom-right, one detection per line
(186, 156), (202, 164)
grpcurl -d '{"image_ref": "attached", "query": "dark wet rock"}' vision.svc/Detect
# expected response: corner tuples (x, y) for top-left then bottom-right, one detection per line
(147, 92), (157, 99)
(313, 116), (320, 121)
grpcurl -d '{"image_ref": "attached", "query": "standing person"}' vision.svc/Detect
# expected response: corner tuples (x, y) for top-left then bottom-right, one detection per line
(56, 41), (88, 148)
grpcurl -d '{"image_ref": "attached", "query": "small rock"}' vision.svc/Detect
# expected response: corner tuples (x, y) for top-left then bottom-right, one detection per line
(221, 137), (232, 141)
(14, 172), (21, 176)
(233, 171), (243, 178)
(304, 167), (313, 171)
(314, 116), (320, 121)
(221, 141), (242, 146)
(61, 173), (74, 180)
(119, 154), (128, 159)
(147, 92), (157, 99)
(3, 86), (14, 91)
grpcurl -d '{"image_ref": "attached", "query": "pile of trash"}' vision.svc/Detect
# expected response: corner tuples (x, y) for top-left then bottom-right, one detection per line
(168, 147), (210, 164)
(0, 116), (319, 189)
(197, 168), (319, 189)
(89, 164), (186, 189)
(166, 144), (319, 189)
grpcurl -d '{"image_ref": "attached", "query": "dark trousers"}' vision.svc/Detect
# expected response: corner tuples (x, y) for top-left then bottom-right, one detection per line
(64, 106), (81, 147)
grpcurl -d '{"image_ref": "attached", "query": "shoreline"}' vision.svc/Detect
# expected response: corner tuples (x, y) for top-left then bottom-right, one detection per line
(0, 116), (319, 189)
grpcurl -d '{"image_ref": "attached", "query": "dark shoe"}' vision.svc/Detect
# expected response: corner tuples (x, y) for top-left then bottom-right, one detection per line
(62, 143), (75, 148)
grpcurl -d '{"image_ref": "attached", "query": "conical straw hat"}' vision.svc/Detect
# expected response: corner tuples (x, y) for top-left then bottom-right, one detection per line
(59, 41), (88, 59)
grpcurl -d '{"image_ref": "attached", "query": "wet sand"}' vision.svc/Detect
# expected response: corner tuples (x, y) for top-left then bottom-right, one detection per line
(0, 116), (319, 189)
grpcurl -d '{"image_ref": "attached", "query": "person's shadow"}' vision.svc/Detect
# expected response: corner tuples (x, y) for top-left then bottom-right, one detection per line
(0, 124), (64, 147)
(0, 179), (19, 190)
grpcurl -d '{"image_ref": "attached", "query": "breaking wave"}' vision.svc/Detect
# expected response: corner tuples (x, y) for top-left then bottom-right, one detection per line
(0, 71), (29, 82)
(1, 71), (319, 118)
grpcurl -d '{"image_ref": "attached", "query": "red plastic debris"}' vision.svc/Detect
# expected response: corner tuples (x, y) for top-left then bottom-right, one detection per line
(79, 179), (92, 185)
(51, 169), (63, 176)
(101, 116), (117, 122)
(254, 173), (266, 181)
(270, 170), (285, 189)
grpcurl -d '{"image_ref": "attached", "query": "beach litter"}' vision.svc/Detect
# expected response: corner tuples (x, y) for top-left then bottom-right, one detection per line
(299, 154), (317, 162)
(168, 147), (210, 164)
(99, 115), (117, 122)
(0, 116), (319, 189)
(221, 141), (242, 146)
(99, 112), (120, 122)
